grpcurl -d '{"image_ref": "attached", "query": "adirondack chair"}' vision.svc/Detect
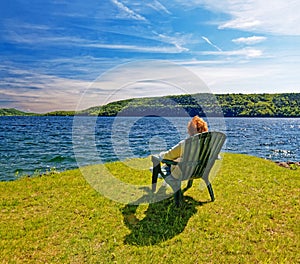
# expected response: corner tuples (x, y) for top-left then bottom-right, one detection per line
(151, 131), (226, 206)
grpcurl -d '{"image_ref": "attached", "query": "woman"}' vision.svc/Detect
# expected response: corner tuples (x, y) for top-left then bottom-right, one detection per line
(158, 115), (208, 179)
(159, 115), (208, 160)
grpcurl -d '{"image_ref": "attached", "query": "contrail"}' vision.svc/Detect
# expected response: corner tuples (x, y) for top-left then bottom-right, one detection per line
(202, 36), (222, 51)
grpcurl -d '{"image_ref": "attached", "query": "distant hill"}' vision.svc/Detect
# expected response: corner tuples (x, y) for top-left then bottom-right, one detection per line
(217, 93), (300, 117)
(78, 93), (300, 117)
(1, 93), (300, 117)
(0, 108), (34, 116)
(43, 110), (76, 116)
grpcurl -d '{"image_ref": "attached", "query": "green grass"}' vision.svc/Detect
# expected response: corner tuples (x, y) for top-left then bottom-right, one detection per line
(1, 153), (299, 263)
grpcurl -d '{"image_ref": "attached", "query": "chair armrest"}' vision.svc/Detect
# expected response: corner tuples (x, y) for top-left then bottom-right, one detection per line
(162, 159), (178, 166)
(151, 154), (161, 166)
(151, 155), (178, 165)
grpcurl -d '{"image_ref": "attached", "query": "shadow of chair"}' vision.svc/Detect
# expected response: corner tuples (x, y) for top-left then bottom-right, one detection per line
(122, 186), (209, 246)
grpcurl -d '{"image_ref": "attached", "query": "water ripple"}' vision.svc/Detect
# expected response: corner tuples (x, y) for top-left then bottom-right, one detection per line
(0, 116), (299, 181)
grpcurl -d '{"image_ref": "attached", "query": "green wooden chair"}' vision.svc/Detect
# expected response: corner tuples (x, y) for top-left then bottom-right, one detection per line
(151, 131), (226, 206)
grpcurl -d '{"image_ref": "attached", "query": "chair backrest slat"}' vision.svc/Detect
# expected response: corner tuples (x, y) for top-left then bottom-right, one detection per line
(179, 132), (226, 181)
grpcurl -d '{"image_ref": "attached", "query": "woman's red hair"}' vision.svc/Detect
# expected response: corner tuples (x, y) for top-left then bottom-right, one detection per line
(187, 116), (208, 135)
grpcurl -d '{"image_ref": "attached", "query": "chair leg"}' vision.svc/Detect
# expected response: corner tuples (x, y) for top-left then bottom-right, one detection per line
(207, 183), (215, 201)
(186, 179), (193, 189)
(151, 156), (162, 192)
(164, 176), (182, 206)
(174, 189), (183, 207)
(151, 164), (161, 192)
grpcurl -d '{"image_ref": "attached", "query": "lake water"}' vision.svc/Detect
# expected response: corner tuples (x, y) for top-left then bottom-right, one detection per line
(0, 116), (299, 181)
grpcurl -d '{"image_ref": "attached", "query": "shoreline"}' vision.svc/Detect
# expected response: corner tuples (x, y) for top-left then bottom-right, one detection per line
(274, 161), (300, 169)
(2, 112), (300, 118)
(1, 155), (299, 182)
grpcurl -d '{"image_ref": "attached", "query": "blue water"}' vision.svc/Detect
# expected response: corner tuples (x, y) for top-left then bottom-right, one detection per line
(0, 116), (299, 181)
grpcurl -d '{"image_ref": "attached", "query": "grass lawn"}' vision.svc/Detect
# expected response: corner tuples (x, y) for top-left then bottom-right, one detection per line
(0, 153), (299, 263)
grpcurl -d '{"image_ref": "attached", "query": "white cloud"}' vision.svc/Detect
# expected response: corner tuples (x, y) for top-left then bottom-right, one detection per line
(147, 0), (171, 15)
(185, 58), (300, 94)
(155, 33), (189, 52)
(111, 0), (147, 21)
(5, 26), (87, 45)
(6, 28), (188, 54)
(85, 42), (187, 53)
(76, 60), (213, 111)
(2, 61), (209, 112)
(232, 36), (267, 45)
(0, 67), (91, 112)
(176, 0), (300, 35)
(200, 48), (263, 58)
(219, 18), (262, 31)
(222, 0), (300, 35)
(2, 53), (300, 113)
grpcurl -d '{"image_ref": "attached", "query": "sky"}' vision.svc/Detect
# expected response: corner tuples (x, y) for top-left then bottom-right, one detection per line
(1, 0), (300, 112)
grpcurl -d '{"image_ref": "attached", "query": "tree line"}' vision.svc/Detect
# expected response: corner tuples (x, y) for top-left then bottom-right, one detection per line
(1, 93), (299, 117)
(78, 93), (300, 117)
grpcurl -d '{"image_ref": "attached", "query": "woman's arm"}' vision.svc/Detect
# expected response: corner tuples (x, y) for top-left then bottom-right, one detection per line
(159, 141), (183, 161)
